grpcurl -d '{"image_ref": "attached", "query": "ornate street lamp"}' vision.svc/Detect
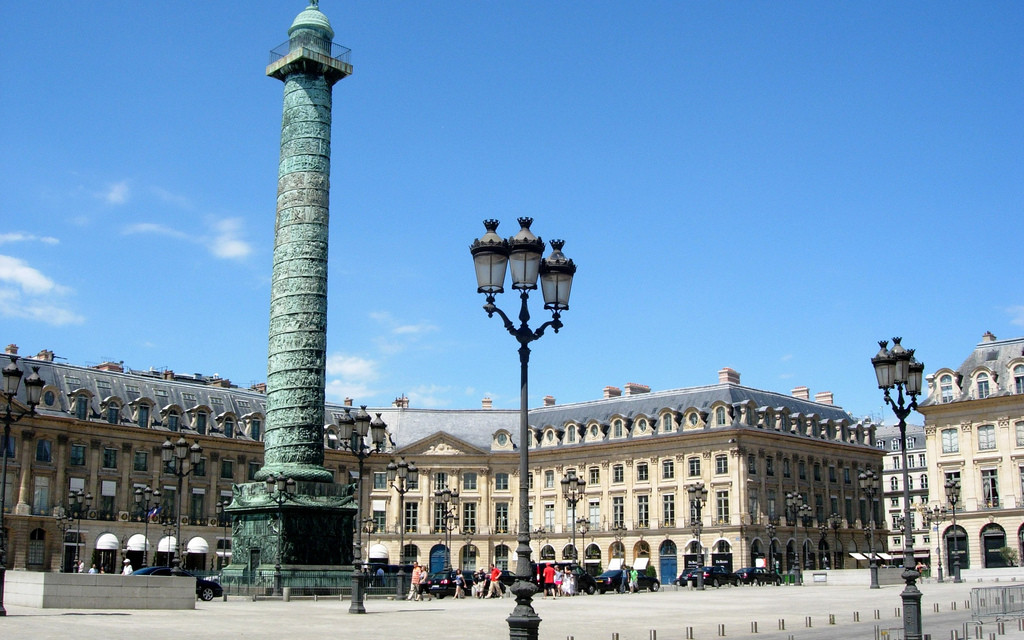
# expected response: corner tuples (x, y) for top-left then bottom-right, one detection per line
(434, 487), (460, 570)
(69, 490), (93, 571)
(1, 358), (44, 616)
(576, 517), (590, 574)
(388, 457), (418, 597)
(859, 469), (880, 589)
(829, 513), (843, 569)
(265, 474), (296, 596)
(872, 337), (926, 640)
(134, 486), (161, 568)
(471, 217), (576, 640)
(215, 500), (231, 571)
(340, 406), (387, 614)
(54, 508), (73, 572)
(785, 492), (809, 584)
(561, 470), (586, 563)
(765, 519), (778, 574)
(160, 436), (202, 569)
(688, 481), (708, 590)
(945, 478), (962, 583)
(927, 505), (947, 582)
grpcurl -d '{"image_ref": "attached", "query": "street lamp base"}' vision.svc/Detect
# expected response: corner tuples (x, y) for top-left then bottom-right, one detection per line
(349, 571), (366, 614)
(507, 579), (541, 640)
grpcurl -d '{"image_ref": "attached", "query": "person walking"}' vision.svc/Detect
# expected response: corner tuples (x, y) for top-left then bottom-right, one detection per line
(487, 564), (502, 598)
(629, 567), (639, 593)
(418, 565), (431, 600)
(454, 568), (466, 599)
(618, 566), (628, 593)
(121, 558), (133, 575)
(553, 567), (563, 597)
(409, 562), (422, 601)
(542, 563), (556, 598)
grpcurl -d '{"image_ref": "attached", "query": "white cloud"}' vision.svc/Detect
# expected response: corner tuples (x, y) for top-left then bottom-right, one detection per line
(325, 378), (378, 403)
(151, 186), (193, 210)
(122, 223), (188, 239)
(780, 354), (793, 362)
(393, 322), (439, 335)
(207, 217), (252, 259)
(104, 181), (130, 205)
(1008, 306), (1024, 327)
(326, 353), (379, 380)
(0, 233), (59, 246)
(408, 384), (456, 408)
(0, 255), (83, 326)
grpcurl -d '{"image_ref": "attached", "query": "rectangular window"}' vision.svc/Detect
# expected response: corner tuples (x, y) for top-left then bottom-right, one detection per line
(941, 428), (959, 453)
(845, 496), (854, 523)
(434, 472), (448, 492)
(463, 472), (477, 491)
(612, 465), (624, 483)
(32, 476), (50, 515)
(248, 461), (260, 481)
(766, 457), (775, 476)
(495, 503), (509, 534)
(662, 494), (675, 527)
(748, 454), (757, 475)
(767, 489), (776, 518)
(495, 473), (509, 491)
(637, 495), (649, 528)
(462, 502), (477, 533)
(33, 439), (51, 463)
(828, 466), (837, 483)
(134, 450), (148, 472)
(637, 463), (649, 482)
(612, 496), (624, 527)
(588, 467), (600, 485)
(688, 457), (701, 477)
(588, 500), (600, 529)
(433, 503), (446, 533)
(978, 425), (996, 451)
(544, 503), (555, 532)
(747, 491), (759, 521)
(844, 467), (851, 484)
(813, 464), (821, 481)
(798, 461), (807, 480)
(783, 458), (791, 478)
(373, 508), (386, 532)
(137, 404), (150, 428)
(193, 457), (206, 477)
(716, 490), (730, 524)
(404, 502), (418, 533)
(373, 472), (387, 490)
(220, 459), (233, 479)
(662, 459), (675, 480)
(715, 455), (728, 475)
(544, 470), (554, 489)
(981, 469), (999, 507)
(918, 453), (926, 467)
(74, 395), (88, 420)
(102, 447), (117, 469)
(190, 491), (205, 523)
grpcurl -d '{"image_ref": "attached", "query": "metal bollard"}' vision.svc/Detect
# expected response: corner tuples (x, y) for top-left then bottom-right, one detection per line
(934, 603), (940, 612)
(875, 609), (881, 620)
(896, 607), (902, 618)
(751, 621), (758, 634)
(829, 614), (836, 625)
(612, 634), (619, 640)
(685, 627), (694, 639)
(718, 623), (726, 636)
(952, 601), (957, 610)
(650, 632), (657, 640)
(855, 612), (861, 622)
(779, 619), (785, 630)
(805, 617), (812, 628)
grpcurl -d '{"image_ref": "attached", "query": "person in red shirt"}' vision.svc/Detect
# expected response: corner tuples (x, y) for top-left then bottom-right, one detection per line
(542, 563), (556, 597)
(488, 564), (503, 598)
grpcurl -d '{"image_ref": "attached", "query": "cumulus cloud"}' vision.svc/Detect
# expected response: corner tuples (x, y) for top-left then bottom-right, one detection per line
(0, 255), (83, 326)
(325, 353), (381, 403)
(104, 181), (130, 205)
(207, 217), (252, 259)
(407, 384), (456, 408)
(1009, 305), (1024, 327)
(151, 186), (193, 210)
(0, 233), (59, 246)
(122, 223), (188, 239)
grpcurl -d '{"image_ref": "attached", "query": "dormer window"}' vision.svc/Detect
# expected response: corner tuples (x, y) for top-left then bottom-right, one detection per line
(251, 417), (262, 440)
(716, 407), (726, 426)
(167, 412), (180, 432)
(613, 419), (623, 438)
(136, 404), (150, 428)
(195, 411), (208, 435)
(105, 402), (120, 425)
(662, 413), (674, 432)
(636, 418), (647, 433)
(1014, 365), (1024, 395)
(224, 418), (235, 438)
(73, 395), (89, 420)
(940, 374), (954, 403)
(977, 373), (990, 399)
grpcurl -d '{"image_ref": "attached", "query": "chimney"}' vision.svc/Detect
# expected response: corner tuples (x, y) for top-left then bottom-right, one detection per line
(392, 395), (410, 409)
(209, 378), (233, 388)
(814, 391), (834, 406)
(718, 368), (741, 384)
(603, 386), (622, 399)
(5, 344), (18, 355)
(543, 395), (556, 407)
(93, 361), (124, 373)
(344, 397), (354, 407)
(162, 370), (175, 381)
(34, 349), (55, 362)
(982, 331), (997, 343)
(249, 382), (267, 394)
(481, 397), (493, 410)
(791, 386), (810, 400)
(624, 383), (650, 396)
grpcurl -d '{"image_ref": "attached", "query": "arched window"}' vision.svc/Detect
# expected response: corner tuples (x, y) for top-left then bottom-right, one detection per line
(940, 374), (954, 403)
(921, 474), (928, 489)
(613, 420), (623, 438)
(540, 544), (556, 560)
(73, 394), (89, 420)
(1015, 365), (1024, 395)
(494, 544), (510, 570)
(977, 373), (990, 399)
(716, 407), (727, 425)
(890, 476), (899, 491)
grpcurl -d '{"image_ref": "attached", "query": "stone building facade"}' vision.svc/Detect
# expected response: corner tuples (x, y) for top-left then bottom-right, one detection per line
(919, 332), (1024, 571)
(2, 345), (885, 582)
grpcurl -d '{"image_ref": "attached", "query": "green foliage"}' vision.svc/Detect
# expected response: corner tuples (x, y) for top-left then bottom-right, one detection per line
(999, 546), (1019, 566)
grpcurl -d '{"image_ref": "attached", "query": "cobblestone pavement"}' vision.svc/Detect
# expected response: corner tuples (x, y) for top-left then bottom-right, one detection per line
(4, 580), (1024, 640)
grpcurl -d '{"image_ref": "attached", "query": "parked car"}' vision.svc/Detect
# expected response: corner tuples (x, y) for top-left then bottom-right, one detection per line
(131, 566), (223, 601)
(427, 569), (475, 599)
(735, 567), (782, 585)
(594, 569), (660, 593)
(530, 562), (599, 595)
(676, 566), (702, 586)
(688, 565), (738, 588)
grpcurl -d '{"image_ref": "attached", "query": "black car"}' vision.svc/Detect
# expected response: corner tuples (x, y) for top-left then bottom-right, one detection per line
(735, 567), (782, 585)
(676, 566), (702, 586)
(427, 569), (475, 599)
(131, 566), (223, 601)
(685, 565), (738, 588)
(594, 569), (661, 593)
(531, 563), (599, 595)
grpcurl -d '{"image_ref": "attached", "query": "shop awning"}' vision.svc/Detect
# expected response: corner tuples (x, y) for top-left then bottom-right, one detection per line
(608, 558), (623, 571)
(368, 543), (389, 561)
(634, 558), (649, 571)
(849, 552), (868, 561)
(95, 533), (119, 550)
(126, 534), (148, 551)
(187, 537), (209, 554)
(157, 536), (177, 553)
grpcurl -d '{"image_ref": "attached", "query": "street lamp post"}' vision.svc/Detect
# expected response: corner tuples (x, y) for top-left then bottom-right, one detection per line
(872, 337), (926, 640)
(818, 522), (828, 569)
(945, 478), (962, 583)
(265, 474), (296, 596)
(765, 519), (778, 574)
(860, 469), (880, 589)
(54, 508), (73, 572)
(215, 500), (230, 571)
(134, 486), (160, 568)
(688, 481), (708, 591)
(829, 513), (843, 569)
(576, 517), (589, 573)
(339, 406), (387, 614)
(435, 487), (460, 570)
(70, 489), (92, 571)
(785, 492), (808, 584)
(561, 471), (586, 563)
(387, 457), (418, 598)
(1, 357), (44, 616)
(471, 217), (577, 640)
(929, 505), (947, 582)
(160, 436), (203, 570)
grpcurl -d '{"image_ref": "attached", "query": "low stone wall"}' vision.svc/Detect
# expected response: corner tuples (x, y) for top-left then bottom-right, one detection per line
(4, 571), (196, 609)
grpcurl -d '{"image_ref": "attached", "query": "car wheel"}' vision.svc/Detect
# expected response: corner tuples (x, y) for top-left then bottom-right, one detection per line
(649, 581), (660, 592)
(436, 594), (445, 599)
(710, 578), (718, 588)
(586, 585), (596, 595)
(199, 586), (215, 602)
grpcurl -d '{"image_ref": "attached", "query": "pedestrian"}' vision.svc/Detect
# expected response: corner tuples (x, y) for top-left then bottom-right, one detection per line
(487, 564), (503, 598)
(88, 564), (98, 574)
(618, 567), (628, 593)
(553, 567), (563, 597)
(542, 563), (556, 597)
(122, 558), (133, 575)
(454, 568), (466, 599)
(409, 561), (421, 600)
(629, 567), (639, 593)
(418, 564), (431, 600)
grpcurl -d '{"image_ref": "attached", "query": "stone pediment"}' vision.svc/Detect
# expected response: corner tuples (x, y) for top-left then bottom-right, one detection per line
(402, 432), (487, 456)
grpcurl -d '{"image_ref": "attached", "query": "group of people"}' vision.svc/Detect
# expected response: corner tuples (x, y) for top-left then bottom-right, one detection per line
(615, 566), (642, 593)
(72, 559), (134, 575)
(538, 563), (580, 597)
(406, 561), (432, 601)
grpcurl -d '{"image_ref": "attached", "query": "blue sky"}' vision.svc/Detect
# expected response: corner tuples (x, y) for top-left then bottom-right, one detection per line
(2, 1), (1021, 421)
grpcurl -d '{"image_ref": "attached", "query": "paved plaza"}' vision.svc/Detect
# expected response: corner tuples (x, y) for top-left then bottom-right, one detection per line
(4, 579), (1024, 640)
